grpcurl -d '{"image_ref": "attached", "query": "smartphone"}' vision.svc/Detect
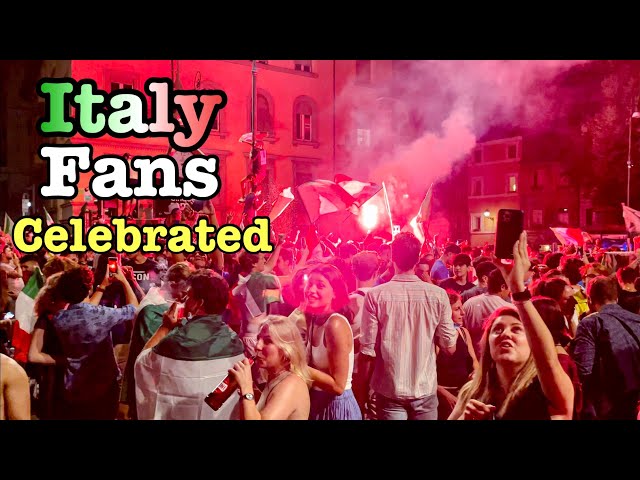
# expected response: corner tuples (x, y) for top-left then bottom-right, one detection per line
(495, 209), (524, 259)
(108, 256), (118, 276)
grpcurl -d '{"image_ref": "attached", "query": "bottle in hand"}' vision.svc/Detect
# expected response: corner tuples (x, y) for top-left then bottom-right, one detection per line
(204, 357), (255, 411)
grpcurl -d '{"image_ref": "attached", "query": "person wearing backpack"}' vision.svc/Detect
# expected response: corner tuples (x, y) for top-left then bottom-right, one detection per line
(572, 276), (640, 420)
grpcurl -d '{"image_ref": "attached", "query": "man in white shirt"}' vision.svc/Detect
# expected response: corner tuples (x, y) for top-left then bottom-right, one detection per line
(356, 233), (457, 420)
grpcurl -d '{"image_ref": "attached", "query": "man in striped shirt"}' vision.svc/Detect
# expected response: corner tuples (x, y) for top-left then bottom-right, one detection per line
(356, 232), (457, 420)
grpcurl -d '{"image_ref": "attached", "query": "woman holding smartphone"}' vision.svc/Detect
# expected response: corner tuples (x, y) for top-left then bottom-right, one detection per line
(448, 232), (574, 420)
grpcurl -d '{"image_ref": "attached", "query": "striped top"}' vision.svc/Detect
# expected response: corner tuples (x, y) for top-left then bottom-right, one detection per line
(360, 274), (457, 399)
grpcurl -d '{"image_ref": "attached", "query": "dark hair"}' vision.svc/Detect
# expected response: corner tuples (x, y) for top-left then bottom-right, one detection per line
(351, 250), (379, 282)
(487, 268), (507, 295)
(560, 257), (584, 285)
(587, 276), (618, 305)
(291, 267), (310, 306)
(476, 261), (498, 281)
(238, 251), (260, 275)
(278, 248), (295, 267)
(189, 269), (229, 314)
(531, 277), (570, 304)
(531, 296), (572, 347)
(618, 266), (639, 285)
(306, 263), (352, 321)
(338, 242), (359, 260)
(452, 253), (471, 267)
(444, 243), (462, 255)
(0, 270), (8, 313)
(446, 289), (461, 306)
(391, 232), (421, 271)
(543, 252), (563, 270)
(19, 254), (41, 267)
(326, 257), (356, 295)
(56, 266), (94, 304)
(626, 295), (640, 315)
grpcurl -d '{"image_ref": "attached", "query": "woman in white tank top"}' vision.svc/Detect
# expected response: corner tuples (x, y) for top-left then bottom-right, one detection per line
(304, 264), (362, 420)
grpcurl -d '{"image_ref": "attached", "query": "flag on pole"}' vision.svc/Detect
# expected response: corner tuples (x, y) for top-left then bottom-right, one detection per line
(549, 227), (585, 246)
(622, 203), (640, 235)
(297, 180), (357, 224)
(3, 213), (14, 236)
(381, 182), (394, 238)
(417, 183), (434, 224)
(12, 267), (46, 363)
(43, 206), (54, 226)
(268, 187), (295, 223)
(334, 174), (382, 207)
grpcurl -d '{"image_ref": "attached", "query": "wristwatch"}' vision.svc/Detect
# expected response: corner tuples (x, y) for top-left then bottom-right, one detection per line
(511, 289), (532, 302)
(240, 392), (255, 401)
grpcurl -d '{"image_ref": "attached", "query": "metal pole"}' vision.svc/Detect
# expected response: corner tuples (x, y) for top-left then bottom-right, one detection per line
(251, 60), (257, 151)
(627, 113), (633, 207)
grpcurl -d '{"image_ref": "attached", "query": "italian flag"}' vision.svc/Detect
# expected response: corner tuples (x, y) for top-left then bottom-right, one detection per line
(12, 267), (45, 363)
(134, 314), (247, 420)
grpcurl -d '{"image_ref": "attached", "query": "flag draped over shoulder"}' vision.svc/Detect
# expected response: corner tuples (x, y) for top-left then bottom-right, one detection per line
(622, 203), (640, 236)
(134, 314), (246, 420)
(12, 267), (45, 363)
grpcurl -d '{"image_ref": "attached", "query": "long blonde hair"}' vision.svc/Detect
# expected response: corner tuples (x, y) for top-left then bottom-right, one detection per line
(260, 315), (312, 387)
(457, 307), (538, 419)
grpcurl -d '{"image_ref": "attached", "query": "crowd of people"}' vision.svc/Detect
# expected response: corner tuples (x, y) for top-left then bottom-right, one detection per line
(1, 202), (640, 421)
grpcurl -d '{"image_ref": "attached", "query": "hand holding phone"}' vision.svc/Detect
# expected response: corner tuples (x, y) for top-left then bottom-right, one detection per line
(495, 209), (524, 259)
(108, 256), (118, 277)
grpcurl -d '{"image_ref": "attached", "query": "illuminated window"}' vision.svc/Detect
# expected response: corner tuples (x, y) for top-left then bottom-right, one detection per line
(296, 114), (312, 141)
(508, 175), (518, 193)
(471, 214), (482, 232)
(557, 208), (569, 224)
(294, 60), (312, 73)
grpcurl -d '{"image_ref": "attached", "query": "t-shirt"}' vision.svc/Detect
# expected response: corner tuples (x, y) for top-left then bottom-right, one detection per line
(430, 259), (450, 283)
(123, 257), (161, 293)
(439, 278), (475, 294)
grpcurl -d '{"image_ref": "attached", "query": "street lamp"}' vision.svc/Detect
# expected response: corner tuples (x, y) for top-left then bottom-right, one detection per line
(627, 110), (640, 207)
(483, 209), (491, 218)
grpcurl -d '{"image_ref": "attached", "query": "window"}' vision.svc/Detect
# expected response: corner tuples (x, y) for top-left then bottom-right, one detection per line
(294, 60), (312, 73)
(356, 128), (371, 147)
(532, 209), (543, 225)
(473, 149), (482, 163)
(356, 60), (371, 84)
(471, 214), (482, 232)
(296, 114), (312, 141)
(471, 178), (483, 196)
(532, 169), (544, 189)
(557, 208), (569, 225)
(293, 96), (318, 143)
(256, 93), (273, 134)
(507, 175), (518, 193)
(507, 144), (517, 159)
(586, 208), (593, 226)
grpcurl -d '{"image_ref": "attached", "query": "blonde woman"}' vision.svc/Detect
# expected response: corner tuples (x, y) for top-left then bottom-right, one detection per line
(229, 315), (311, 420)
(448, 232), (574, 420)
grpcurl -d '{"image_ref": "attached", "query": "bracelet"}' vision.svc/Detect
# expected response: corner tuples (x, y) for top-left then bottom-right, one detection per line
(95, 286), (106, 293)
(511, 289), (532, 303)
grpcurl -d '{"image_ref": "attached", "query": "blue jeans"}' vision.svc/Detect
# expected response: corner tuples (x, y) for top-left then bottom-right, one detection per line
(376, 393), (438, 420)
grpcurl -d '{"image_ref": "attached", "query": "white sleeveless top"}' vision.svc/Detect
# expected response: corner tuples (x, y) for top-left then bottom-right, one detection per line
(308, 313), (354, 391)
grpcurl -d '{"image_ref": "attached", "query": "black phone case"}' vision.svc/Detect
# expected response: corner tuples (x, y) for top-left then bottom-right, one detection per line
(495, 209), (524, 259)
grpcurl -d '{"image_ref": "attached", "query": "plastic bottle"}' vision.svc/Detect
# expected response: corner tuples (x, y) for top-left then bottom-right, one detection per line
(204, 357), (255, 411)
